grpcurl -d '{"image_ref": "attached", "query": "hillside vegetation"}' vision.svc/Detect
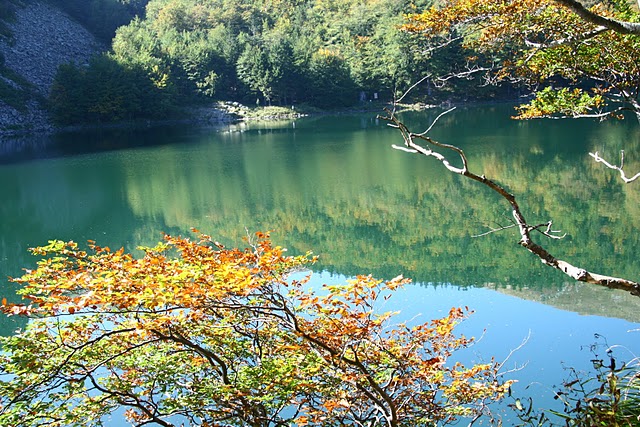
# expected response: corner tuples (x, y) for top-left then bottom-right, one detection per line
(47, 0), (148, 42)
(49, 0), (505, 125)
(1, 0), (507, 130)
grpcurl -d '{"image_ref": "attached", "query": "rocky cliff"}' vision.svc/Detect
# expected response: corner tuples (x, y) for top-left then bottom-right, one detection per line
(0, 1), (103, 137)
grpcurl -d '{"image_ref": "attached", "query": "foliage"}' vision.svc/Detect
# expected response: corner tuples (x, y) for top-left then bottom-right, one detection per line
(0, 64), (33, 114)
(515, 87), (606, 119)
(45, 0), (509, 122)
(305, 48), (358, 108)
(41, 0), (530, 121)
(513, 339), (640, 426)
(404, 0), (640, 118)
(49, 55), (174, 125)
(47, 0), (148, 41)
(0, 232), (510, 427)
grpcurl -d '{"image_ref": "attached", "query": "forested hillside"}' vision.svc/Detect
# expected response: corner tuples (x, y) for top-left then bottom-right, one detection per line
(2, 0), (509, 130)
(48, 0), (148, 42)
(49, 0), (506, 125)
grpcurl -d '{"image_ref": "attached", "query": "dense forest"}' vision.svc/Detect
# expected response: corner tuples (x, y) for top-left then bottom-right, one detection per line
(46, 0), (511, 125)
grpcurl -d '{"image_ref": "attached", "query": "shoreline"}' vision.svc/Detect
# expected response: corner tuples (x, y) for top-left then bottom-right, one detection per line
(0, 100), (439, 140)
(0, 98), (522, 143)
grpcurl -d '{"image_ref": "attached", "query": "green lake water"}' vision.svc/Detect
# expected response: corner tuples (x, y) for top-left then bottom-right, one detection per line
(1, 104), (639, 424)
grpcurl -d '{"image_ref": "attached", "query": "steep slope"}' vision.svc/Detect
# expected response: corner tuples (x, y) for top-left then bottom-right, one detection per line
(0, 1), (103, 136)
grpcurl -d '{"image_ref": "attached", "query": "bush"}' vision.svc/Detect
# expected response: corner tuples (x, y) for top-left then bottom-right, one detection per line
(49, 55), (175, 125)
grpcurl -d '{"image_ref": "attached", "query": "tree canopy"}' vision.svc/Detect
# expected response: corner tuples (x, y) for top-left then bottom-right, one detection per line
(49, 0), (500, 124)
(48, 0), (148, 42)
(404, 0), (640, 119)
(0, 232), (510, 427)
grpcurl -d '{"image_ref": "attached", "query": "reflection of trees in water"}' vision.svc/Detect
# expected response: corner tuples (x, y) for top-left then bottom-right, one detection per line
(2, 109), (638, 330)
(118, 112), (640, 294)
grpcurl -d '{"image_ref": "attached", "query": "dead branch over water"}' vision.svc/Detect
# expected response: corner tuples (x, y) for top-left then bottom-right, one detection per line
(380, 108), (640, 297)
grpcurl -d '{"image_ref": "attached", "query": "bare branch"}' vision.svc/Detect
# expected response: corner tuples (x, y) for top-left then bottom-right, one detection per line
(381, 109), (640, 297)
(394, 75), (431, 105)
(432, 64), (497, 88)
(589, 151), (640, 183)
(472, 223), (518, 238)
(524, 26), (609, 48)
(530, 221), (567, 239)
(497, 330), (531, 377)
(418, 107), (457, 135)
(420, 34), (466, 53)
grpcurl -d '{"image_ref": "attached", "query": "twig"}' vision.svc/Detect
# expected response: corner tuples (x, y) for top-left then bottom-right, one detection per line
(380, 109), (640, 297)
(497, 330), (531, 377)
(589, 150), (640, 183)
(394, 75), (432, 106)
(472, 223), (518, 238)
(530, 221), (566, 239)
(418, 107), (457, 135)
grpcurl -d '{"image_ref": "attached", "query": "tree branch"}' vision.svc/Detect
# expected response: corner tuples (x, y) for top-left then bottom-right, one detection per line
(589, 151), (640, 183)
(524, 26), (610, 48)
(553, 0), (640, 35)
(380, 109), (640, 297)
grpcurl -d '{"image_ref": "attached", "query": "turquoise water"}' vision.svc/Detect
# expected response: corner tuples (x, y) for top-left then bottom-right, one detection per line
(1, 105), (639, 424)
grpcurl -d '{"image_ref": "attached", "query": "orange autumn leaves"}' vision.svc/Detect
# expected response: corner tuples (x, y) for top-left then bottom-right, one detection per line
(1, 231), (511, 427)
(402, 0), (640, 119)
(403, 0), (612, 48)
(5, 231), (304, 316)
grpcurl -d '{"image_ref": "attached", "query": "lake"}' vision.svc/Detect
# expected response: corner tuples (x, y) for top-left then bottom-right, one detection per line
(1, 104), (639, 425)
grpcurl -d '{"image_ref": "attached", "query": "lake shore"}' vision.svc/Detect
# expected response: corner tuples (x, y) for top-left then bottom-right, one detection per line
(0, 100), (441, 141)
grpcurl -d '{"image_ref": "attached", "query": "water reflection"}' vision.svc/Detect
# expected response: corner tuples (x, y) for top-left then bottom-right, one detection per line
(1, 106), (638, 424)
(1, 107), (639, 322)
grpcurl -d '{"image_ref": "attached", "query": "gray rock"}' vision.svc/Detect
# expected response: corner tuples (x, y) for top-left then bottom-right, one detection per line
(0, 1), (103, 137)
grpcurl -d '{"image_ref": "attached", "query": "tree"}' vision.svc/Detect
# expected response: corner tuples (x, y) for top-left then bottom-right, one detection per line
(49, 55), (172, 125)
(0, 232), (511, 427)
(90, 0), (448, 110)
(306, 48), (358, 108)
(379, 106), (640, 295)
(404, 0), (640, 120)
(389, 0), (640, 289)
(49, 63), (90, 125)
(237, 41), (277, 105)
(48, 0), (148, 42)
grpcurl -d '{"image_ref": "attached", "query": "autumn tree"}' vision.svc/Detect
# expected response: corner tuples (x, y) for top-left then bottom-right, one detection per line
(404, 0), (640, 120)
(0, 232), (511, 427)
(392, 0), (640, 286)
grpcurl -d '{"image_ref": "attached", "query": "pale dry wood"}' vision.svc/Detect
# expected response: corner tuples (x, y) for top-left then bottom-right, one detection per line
(589, 151), (640, 183)
(381, 109), (640, 297)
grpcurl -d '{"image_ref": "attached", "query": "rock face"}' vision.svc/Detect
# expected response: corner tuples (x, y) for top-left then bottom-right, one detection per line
(0, 1), (103, 136)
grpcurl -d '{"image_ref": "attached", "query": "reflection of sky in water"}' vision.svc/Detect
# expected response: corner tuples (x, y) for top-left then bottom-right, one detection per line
(98, 270), (639, 427)
(2, 108), (640, 425)
(302, 271), (640, 424)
